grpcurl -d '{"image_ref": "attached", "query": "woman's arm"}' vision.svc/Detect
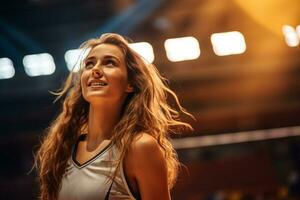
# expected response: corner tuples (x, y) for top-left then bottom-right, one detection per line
(124, 133), (171, 200)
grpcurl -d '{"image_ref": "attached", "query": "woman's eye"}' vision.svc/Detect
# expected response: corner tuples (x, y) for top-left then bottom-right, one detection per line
(105, 59), (116, 66)
(85, 61), (94, 68)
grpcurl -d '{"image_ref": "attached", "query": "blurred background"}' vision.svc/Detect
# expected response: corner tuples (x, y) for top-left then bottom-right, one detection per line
(0, 0), (300, 199)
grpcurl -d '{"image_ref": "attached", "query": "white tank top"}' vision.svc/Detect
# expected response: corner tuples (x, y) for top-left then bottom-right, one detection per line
(58, 134), (137, 200)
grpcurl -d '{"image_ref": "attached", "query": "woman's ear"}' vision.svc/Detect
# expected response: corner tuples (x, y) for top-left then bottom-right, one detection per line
(126, 83), (134, 93)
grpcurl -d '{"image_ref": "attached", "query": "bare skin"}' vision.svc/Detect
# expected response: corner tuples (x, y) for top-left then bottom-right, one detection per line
(77, 43), (171, 200)
(124, 133), (171, 200)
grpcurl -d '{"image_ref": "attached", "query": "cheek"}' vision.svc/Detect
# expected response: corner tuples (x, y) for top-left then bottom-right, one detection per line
(80, 75), (85, 88)
(110, 72), (128, 89)
(81, 70), (89, 86)
(107, 67), (128, 83)
(80, 73), (88, 96)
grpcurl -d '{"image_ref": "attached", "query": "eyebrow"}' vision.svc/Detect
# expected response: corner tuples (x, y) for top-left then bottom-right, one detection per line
(84, 55), (121, 63)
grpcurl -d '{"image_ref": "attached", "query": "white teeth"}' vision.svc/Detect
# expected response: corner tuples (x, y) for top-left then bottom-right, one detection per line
(90, 82), (106, 86)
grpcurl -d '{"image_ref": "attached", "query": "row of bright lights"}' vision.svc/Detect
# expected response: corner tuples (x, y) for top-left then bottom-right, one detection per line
(0, 25), (299, 79)
(61, 31), (246, 69)
(0, 31), (245, 79)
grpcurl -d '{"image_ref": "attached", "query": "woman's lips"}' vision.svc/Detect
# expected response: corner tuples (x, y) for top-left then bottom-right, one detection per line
(89, 82), (108, 89)
(88, 79), (108, 87)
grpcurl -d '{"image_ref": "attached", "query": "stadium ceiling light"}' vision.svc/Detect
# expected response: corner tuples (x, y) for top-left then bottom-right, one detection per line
(164, 36), (201, 62)
(296, 25), (300, 39)
(0, 57), (15, 79)
(64, 48), (90, 72)
(210, 31), (246, 56)
(282, 25), (300, 47)
(129, 42), (155, 63)
(23, 53), (56, 77)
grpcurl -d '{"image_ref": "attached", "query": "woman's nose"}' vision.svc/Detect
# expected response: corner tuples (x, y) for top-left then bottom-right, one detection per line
(92, 68), (103, 78)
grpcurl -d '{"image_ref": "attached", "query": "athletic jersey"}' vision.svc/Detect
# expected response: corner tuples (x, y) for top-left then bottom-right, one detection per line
(58, 134), (137, 200)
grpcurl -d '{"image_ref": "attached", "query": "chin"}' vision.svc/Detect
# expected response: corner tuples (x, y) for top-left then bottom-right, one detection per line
(85, 94), (107, 102)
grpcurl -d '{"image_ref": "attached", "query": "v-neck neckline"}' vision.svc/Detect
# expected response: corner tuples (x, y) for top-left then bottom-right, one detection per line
(71, 134), (113, 169)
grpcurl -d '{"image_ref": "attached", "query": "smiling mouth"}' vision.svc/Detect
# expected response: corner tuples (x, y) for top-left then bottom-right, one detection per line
(89, 82), (108, 87)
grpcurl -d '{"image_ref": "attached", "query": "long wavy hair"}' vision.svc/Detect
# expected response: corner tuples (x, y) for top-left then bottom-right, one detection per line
(35, 33), (193, 200)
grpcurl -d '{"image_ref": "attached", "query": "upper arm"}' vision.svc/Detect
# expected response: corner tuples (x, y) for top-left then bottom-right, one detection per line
(124, 134), (171, 200)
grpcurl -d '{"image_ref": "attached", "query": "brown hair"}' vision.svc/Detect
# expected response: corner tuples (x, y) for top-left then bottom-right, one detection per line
(34, 33), (193, 200)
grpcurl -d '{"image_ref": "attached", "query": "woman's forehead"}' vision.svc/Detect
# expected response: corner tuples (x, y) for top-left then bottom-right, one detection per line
(87, 43), (124, 60)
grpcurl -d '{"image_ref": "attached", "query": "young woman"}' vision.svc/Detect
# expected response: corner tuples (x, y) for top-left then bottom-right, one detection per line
(35, 33), (192, 200)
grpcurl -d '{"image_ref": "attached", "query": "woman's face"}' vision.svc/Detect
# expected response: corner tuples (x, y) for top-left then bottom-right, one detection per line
(81, 43), (133, 105)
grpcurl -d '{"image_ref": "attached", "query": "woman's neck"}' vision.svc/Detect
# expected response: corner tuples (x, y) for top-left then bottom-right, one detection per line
(86, 103), (122, 149)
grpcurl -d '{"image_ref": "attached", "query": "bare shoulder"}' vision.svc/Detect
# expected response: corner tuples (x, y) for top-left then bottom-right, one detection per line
(125, 133), (170, 200)
(129, 133), (162, 155)
(124, 133), (170, 200)
(125, 133), (166, 170)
